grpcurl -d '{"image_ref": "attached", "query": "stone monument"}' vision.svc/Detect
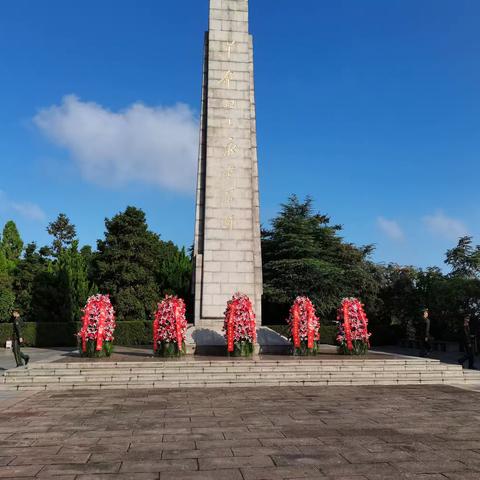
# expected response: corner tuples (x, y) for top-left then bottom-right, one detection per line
(193, 0), (263, 334)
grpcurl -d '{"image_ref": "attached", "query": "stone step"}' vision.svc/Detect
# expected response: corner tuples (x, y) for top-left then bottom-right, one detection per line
(2, 374), (476, 392)
(2, 366), (465, 380)
(2, 357), (474, 392)
(7, 360), (454, 374)
(21, 358), (442, 368)
(3, 372), (464, 385)
(6, 365), (464, 378)
(2, 370), (467, 385)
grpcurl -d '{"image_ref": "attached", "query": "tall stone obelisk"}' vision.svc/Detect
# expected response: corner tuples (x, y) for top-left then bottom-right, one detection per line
(193, 0), (262, 331)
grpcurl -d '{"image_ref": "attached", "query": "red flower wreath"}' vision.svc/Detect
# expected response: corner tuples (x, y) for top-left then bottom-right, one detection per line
(223, 293), (256, 352)
(153, 295), (187, 351)
(287, 296), (320, 349)
(78, 294), (116, 353)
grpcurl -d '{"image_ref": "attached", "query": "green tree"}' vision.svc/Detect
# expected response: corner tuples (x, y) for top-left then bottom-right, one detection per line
(95, 206), (162, 321)
(262, 195), (383, 321)
(55, 241), (95, 322)
(157, 242), (192, 299)
(1, 220), (23, 264)
(80, 245), (95, 283)
(47, 213), (77, 257)
(12, 242), (49, 320)
(376, 265), (421, 339)
(0, 248), (15, 322)
(445, 236), (480, 279)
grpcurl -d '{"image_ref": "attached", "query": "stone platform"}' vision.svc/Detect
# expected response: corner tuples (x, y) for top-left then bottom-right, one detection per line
(2, 345), (480, 392)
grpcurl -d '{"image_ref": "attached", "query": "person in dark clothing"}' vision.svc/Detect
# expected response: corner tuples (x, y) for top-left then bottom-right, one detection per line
(11, 310), (29, 367)
(458, 314), (475, 369)
(419, 308), (432, 357)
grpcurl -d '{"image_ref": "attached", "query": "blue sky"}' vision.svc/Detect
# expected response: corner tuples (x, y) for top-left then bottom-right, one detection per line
(0, 0), (479, 269)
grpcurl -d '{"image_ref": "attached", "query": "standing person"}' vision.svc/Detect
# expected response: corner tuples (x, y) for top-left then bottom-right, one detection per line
(419, 308), (432, 357)
(468, 298), (480, 354)
(11, 310), (29, 367)
(458, 314), (475, 369)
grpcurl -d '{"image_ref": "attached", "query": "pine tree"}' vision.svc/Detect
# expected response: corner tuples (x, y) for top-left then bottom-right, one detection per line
(0, 248), (15, 322)
(445, 236), (480, 279)
(262, 195), (382, 320)
(1, 220), (23, 264)
(95, 206), (162, 321)
(12, 242), (48, 320)
(47, 213), (77, 257)
(56, 241), (95, 322)
(157, 242), (192, 299)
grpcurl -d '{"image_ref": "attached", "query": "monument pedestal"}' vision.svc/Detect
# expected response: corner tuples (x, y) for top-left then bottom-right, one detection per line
(186, 325), (291, 356)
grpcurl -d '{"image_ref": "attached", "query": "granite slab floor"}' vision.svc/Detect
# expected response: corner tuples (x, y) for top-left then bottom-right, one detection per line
(0, 385), (479, 479)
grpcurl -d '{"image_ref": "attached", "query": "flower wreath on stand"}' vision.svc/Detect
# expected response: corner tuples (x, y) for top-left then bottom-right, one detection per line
(288, 296), (321, 356)
(78, 294), (116, 358)
(223, 293), (256, 357)
(336, 298), (371, 355)
(153, 296), (187, 357)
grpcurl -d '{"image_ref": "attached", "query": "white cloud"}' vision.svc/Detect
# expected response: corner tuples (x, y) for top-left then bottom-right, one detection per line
(423, 211), (468, 240)
(34, 95), (198, 192)
(377, 217), (405, 241)
(0, 190), (46, 221)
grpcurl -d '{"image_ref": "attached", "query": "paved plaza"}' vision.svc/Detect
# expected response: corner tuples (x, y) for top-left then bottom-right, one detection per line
(0, 385), (480, 479)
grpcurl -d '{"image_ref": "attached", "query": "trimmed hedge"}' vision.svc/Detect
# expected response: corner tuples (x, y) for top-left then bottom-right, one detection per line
(1, 321), (344, 348)
(114, 321), (153, 346)
(0, 322), (79, 348)
(0, 321), (154, 348)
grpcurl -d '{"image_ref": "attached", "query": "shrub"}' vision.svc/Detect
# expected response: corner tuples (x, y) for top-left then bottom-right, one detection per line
(0, 321), (154, 348)
(0, 322), (78, 348)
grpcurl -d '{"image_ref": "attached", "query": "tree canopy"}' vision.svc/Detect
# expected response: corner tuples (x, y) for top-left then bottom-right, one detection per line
(445, 236), (480, 279)
(47, 213), (77, 257)
(1, 220), (23, 264)
(262, 195), (383, 319)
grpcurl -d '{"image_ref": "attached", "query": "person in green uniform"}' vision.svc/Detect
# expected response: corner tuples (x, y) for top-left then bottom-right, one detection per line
(419, 308), (432, 357)
(11, 310), (29, 367)
(458, 314), (475, 369)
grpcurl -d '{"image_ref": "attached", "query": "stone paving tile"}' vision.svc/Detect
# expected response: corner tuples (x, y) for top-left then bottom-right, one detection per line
(445, 473), (480, 480)
(366, 475), (447, 480)
(57, 444), (129, 455)
(331, 476), (368, 480)
(9, 453), (90, 465)
(120, 459), (197, 473)
(159, 470), (243, 480)
(0, 465), (44, 478)
(162, 448), (233, 460)
(4, 477), (76, 480)
(37, 462), (121, 477)
(340, 450), (415, 463)
(130, 440), (197, 451)
(241, 465), (325, 479)
(319, 462), (402, 477)
(199, 455), (275, 470)
(196, 438), (262, 449)
(260, 437), (322, 447)
(77, 475), (158, 480)
(232, 446), (302, 456)
(163, 433), (225, 441)
(272, 453), (346, 467)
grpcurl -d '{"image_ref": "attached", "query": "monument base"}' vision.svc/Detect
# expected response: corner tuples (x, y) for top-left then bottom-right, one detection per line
(186, 325), (291, 356)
